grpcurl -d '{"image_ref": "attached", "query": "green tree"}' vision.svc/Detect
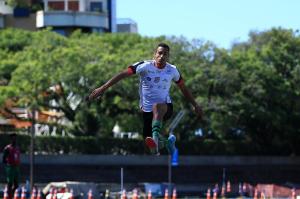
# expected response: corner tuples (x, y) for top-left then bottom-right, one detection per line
(2, 27), (299, 154)
(208, 28), (300, 153)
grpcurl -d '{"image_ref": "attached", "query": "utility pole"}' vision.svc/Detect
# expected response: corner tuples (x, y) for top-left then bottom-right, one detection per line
(30, 108), (36, 191)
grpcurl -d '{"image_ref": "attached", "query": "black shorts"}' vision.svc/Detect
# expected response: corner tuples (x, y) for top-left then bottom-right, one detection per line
(142, 103), (173, 138)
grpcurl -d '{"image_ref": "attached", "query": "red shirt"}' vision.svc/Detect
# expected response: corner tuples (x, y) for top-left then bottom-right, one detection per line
(3, 144), (21, 166)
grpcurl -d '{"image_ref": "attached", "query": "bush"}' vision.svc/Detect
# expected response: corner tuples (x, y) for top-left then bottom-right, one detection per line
(0, 134), (297, 155)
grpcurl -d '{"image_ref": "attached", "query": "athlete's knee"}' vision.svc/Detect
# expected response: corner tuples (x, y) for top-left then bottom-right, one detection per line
(152, 103), (167, 119)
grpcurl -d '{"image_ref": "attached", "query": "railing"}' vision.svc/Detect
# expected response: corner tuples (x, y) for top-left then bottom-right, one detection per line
(36, 10), (108, 29)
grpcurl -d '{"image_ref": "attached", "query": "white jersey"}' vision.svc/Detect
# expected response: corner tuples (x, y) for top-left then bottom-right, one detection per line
(129, 60), (182, 112)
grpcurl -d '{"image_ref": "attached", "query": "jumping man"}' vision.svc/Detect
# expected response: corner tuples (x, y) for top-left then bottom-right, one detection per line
(88, 43), (203, 154)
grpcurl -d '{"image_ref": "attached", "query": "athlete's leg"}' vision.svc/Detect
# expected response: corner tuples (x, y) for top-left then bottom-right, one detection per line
(152, 103), (168, 153)
(144, 103), (172, 139)
(163, 104), (177, 154)
(7, 182), (13, 199)
(5, 166), (13, 199)
(143, 111), (156, 153)
(143, 111), (153, 139)
(153, 103), (168, 121)
(152, 103), (168, 138)
(12, 166), (19, 195)
(163, 103), (173, 123)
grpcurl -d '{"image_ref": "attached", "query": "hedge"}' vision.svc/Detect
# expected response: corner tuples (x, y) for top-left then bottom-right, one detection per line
(0, 134), (298, 155)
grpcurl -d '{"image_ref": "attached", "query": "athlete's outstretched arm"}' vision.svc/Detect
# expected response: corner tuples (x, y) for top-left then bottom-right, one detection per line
(88, 69), (132, 101)
(177, 82), (203, 119)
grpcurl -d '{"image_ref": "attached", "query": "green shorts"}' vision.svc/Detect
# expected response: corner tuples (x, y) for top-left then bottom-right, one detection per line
(5, 165), (20, 184)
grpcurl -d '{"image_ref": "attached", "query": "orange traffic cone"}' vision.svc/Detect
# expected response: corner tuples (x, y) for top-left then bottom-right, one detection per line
(226, 181), (231, 193)
(172, 189), (177, 199)
(147, 190), (152, 199)
(69, 189), (74, 199)
(206, 188), (211, 199)
(31, 187), (36, 199)
(213, 190), (217, 199)
(88, 189), (93, 199)
(221, 185), (225, 197)
(13, 189), (19, 199)
(36, 189), (41, 199)
(242, 183), (247, 193)
(292, 188), (296, 199)
(164, 189), (168, 199)
(121, 190), (126, 199)
(253, 188), (258, 199)
(132, 189), (138, 199)
(260, 191), (265, 199)
(20, 187), (26, 199)
(3, 186), (9, 199)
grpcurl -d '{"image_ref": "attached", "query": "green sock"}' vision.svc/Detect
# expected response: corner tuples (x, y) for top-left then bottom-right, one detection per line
(152, 120), (163, 139)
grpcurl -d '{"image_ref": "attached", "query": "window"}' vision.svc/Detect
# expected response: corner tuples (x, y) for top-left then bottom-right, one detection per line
(48, 1), (64, 10)
(68, 1), (79, 11)
(90, 2), (102, 12)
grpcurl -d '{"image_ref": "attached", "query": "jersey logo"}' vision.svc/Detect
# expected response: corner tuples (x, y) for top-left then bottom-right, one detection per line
(147, 70), (155, 74)
(154, 77), (160, 83)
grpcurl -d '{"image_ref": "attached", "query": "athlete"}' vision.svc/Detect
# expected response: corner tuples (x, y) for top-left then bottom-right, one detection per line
(88, 43), (203, 154)
(2, 133), (21, 199)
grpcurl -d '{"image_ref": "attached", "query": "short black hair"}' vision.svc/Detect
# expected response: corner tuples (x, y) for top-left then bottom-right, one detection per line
(156, 43), (170, 52)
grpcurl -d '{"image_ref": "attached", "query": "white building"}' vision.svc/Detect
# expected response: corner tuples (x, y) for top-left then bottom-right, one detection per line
(0, 0), (116, 35)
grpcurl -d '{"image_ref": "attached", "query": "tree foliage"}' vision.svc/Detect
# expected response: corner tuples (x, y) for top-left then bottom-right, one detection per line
(206, 28), (300, 153)
(1, 28), (300, 154)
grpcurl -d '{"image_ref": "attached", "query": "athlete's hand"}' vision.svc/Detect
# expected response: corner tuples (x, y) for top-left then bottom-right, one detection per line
(193, 104), (203, 120)
(88, 86), (105, 101)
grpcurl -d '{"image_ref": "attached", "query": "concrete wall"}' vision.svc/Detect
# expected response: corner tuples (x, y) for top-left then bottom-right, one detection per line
(1, 154), (300, 186)
(16, 154), (300, 166)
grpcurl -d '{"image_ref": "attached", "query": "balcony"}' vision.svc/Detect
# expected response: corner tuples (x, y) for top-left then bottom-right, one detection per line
(36, 10), (108, 29)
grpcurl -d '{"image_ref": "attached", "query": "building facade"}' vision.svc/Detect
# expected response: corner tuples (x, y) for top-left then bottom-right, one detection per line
(117, 18), (138, 33)
(0, 0), (116, 35)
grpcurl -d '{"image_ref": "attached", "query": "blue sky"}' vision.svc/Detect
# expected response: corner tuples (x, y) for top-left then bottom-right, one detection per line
(117, 0), (300, 49)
